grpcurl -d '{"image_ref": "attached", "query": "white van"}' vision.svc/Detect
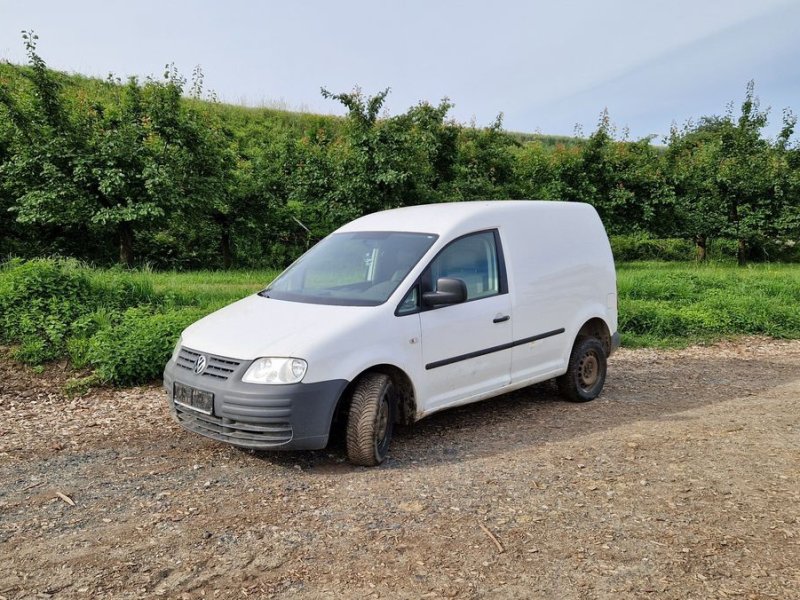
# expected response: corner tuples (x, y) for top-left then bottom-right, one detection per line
(164, 201), (618, 465)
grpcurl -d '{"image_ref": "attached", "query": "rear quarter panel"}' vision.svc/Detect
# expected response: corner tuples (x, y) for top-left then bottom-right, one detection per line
(503, 203), (616, 383)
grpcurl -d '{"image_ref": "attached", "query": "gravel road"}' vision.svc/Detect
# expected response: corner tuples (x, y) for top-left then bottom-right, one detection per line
(1, 339), (799, 599)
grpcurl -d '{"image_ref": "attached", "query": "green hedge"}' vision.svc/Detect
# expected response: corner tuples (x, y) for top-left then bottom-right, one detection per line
(87, 307), (206, 385)
(0, 258), (212, 385)
(610, 236), (695, 262)
(1, 258), (101, 363)
(610, 235), (800, 262)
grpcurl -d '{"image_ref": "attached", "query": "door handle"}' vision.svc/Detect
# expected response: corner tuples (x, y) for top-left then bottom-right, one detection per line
(493, 315), (510, 324)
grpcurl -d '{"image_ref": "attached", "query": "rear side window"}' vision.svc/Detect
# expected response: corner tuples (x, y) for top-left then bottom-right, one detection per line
(429, 231), (501, 300)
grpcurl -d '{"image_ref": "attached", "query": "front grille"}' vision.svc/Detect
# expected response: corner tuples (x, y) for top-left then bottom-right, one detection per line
(175, 348), (242, 381)
(174, 404), (293, 448)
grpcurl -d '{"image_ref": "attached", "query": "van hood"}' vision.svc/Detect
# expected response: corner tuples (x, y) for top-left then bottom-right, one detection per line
(180, 294), (377, 361)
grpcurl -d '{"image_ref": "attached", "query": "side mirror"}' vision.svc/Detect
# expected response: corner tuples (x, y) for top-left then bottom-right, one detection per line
(422, 277), (467, 306)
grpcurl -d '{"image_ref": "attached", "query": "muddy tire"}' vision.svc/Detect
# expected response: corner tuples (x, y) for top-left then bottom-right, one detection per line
(557, 337), (607, 402)
(346, 373), (395, 466)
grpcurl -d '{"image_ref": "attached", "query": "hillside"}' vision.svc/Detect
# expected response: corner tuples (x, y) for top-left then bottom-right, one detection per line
(0, 62), (576, 146)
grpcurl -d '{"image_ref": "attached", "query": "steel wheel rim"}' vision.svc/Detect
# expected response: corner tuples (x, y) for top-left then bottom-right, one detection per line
(578, 351), (599, 389)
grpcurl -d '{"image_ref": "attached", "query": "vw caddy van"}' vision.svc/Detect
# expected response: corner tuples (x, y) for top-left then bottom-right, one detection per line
(164, 201), (619, 465)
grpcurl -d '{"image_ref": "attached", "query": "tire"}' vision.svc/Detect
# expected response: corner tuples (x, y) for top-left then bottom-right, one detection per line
(557, 337), (607, 402)
(346, 373), (395, 466)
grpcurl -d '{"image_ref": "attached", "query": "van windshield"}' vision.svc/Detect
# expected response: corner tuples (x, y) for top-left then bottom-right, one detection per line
(261, 231), (438, 306)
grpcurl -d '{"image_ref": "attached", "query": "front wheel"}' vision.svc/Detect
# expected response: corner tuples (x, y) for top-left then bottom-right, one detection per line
(346, 373), (395, 466)
(557, 337), (607, 402)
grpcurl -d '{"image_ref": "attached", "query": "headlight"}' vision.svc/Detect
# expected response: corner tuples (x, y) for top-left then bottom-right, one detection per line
(242, 357), (307, 384)
(170, 337), (183, 363)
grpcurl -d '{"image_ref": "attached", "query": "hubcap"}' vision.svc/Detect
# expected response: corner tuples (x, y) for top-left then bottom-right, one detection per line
(578, 351), (599, 389)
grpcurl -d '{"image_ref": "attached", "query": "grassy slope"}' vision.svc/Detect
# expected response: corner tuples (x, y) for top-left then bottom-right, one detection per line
(2, 259), (798, 386)
(0, 62), (576, 146)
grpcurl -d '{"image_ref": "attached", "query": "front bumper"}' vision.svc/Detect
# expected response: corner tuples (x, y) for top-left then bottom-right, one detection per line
(163, 352), (348, 451)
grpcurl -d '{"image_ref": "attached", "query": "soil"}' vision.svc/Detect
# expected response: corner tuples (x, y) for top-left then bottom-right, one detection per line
(1, 338), (799, 599)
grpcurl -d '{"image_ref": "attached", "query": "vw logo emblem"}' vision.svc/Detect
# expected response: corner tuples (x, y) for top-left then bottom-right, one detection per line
(194, 355), (208, 375)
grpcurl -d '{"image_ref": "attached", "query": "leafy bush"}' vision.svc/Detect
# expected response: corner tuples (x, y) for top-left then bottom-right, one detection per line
(706, 238), (739, 261)
(0, 258), (95, 362)
(0, 258), (198, 381)
(87, 307), (206, 385)
(67, 308), (119, 368)
(610, 236), (800, 263)
(0, 259), (266, 384)
(610, 235), (695, 262)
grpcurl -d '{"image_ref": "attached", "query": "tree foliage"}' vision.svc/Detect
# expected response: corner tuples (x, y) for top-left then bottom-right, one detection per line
(0, 34), (232, 266)
(1, 35), (798, 268)
(666, 82), (799, 263)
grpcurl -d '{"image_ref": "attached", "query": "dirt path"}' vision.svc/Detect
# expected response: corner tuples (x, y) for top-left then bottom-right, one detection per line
(1, 339), (799, 599)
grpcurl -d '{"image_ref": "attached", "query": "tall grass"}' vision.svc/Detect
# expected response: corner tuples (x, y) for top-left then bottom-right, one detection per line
(127, 268), (280, 310)
(2, 258), (799, 385)
(617, 262), (800, 347)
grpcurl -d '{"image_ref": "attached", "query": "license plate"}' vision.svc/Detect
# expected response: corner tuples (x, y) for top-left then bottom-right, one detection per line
(173, 383), (214, 415)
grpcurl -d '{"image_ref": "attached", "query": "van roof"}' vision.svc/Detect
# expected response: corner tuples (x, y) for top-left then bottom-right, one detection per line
(337, 200), (595, 238)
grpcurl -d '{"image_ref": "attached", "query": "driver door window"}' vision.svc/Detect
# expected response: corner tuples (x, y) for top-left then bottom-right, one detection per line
(429, 231), (500, 300)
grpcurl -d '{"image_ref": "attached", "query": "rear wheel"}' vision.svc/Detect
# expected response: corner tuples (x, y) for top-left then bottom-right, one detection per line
(557, 337), (607, 402)
(346, 373), (395, 466)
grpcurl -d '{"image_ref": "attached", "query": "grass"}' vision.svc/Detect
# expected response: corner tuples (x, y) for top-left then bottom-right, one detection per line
(2, 258), (799, 386)
(132, 261), (800, 349)
(130, 268), (281, 310)
(107, 261), (800, 348)
(617, 261), (800, 347)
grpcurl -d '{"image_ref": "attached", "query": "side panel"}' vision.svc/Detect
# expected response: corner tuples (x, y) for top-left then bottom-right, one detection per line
(502, 205), (617, 383)
(303, 307), (424, 390)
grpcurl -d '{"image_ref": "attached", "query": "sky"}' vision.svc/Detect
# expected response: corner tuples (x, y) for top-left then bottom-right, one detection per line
(1, 0), (798, 140)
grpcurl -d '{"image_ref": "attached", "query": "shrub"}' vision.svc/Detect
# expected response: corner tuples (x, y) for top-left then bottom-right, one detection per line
(610, 236), (800, 263)
(87, 306), (206, 385)
(67, 308), (119, 368)
(610, 235), (694, 261)
(0, 258), (94, 362)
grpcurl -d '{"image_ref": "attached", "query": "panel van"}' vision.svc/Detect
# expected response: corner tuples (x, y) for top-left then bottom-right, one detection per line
(163, 201), (619, 465)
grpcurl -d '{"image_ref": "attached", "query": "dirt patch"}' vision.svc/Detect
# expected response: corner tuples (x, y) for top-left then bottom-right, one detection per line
(1, 338), (799, 599)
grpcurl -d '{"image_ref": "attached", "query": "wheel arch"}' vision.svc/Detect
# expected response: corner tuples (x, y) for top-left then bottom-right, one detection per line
(333, 363), (418, 428)
(574, 317), (613, 356)
(560, 308), (615, 367)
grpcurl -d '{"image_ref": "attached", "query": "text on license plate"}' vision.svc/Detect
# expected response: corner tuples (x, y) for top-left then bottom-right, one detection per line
(173, 383), (214, 415)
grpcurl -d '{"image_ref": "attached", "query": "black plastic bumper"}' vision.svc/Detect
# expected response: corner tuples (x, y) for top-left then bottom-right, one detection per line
(163, 358), (348, 450)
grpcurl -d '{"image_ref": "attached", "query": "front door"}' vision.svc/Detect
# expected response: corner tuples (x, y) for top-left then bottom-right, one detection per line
(417, 230), (512, 411)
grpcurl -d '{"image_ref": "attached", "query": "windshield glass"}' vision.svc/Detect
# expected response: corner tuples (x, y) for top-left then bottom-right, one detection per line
(262, 231), (438, 306)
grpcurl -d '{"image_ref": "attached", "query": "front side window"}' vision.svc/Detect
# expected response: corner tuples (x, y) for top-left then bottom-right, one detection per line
(428, 231), (500, 300)
(263, 231), (437, 306)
